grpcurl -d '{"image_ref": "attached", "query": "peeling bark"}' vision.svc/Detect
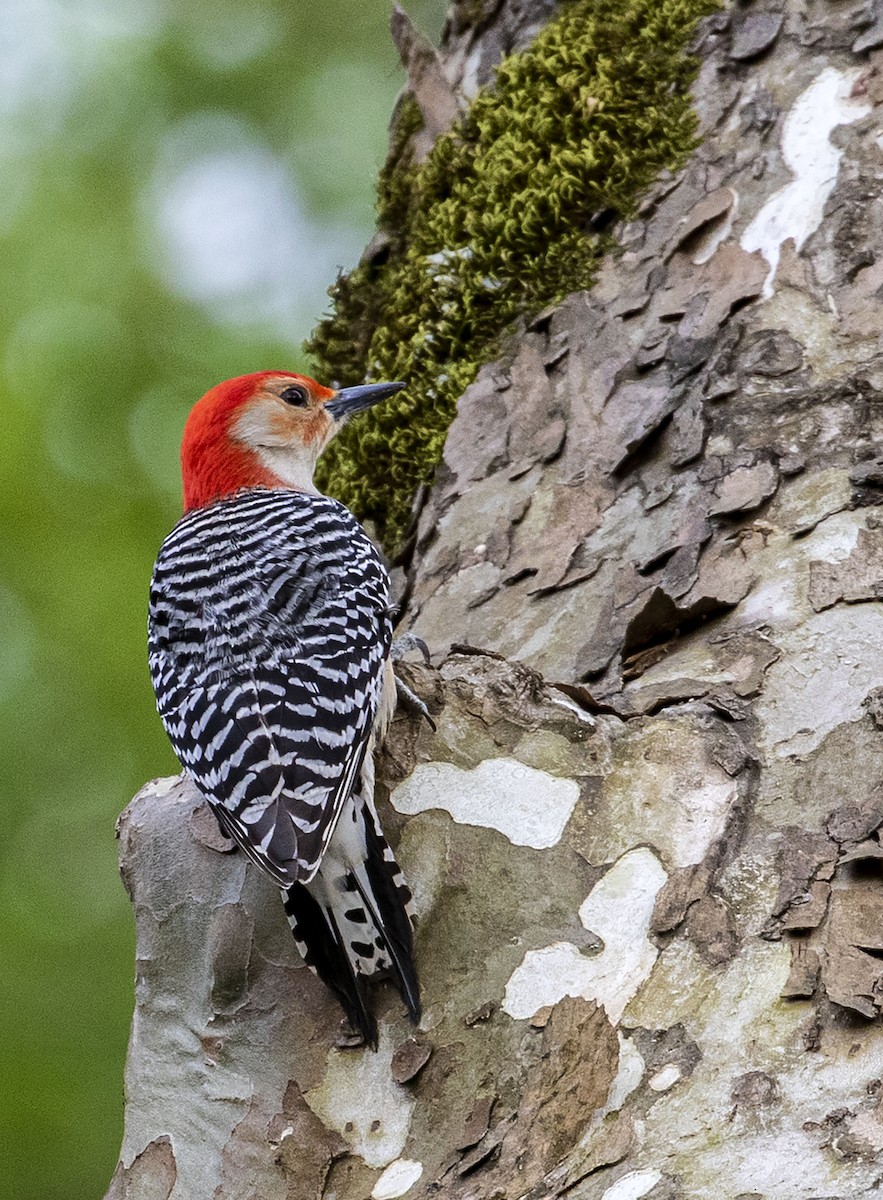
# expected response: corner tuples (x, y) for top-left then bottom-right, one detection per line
(110, 1), (883, 1196)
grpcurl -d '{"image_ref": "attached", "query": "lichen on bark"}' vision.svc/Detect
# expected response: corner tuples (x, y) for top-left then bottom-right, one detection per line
(308, 0), (719, 547)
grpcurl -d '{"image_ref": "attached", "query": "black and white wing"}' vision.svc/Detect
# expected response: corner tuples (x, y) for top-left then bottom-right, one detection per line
(147, 489), (393, 885)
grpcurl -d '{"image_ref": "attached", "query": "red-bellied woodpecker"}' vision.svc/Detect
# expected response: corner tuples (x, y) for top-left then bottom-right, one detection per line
(147, 371), (420, 1047)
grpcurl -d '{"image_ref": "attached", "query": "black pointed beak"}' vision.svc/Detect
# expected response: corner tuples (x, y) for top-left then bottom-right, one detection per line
(325, 381), (406, 420)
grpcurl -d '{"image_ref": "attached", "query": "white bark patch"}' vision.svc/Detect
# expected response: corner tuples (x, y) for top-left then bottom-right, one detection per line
(741, 67), (869, 297)
(757, 606), (883, 759)
(304, 1030), (414, 1168)
(390, 758), (580, 848)
(503, 848), (668, 1022)
(140, 774), (181, 798)
(591, 719), (738, 870)
(371, 1159), (424, 1199)
(601, 1170), (663, 1200)
(648, 1063), (682, 1092)
(736, 508), (857, 630)
(601, 1034), (646, 1116)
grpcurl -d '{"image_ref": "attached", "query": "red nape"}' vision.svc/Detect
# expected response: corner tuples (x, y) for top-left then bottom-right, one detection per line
(181, 371), (301, 511)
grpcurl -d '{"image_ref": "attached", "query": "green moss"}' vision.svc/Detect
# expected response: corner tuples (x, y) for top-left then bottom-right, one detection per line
(376, 91), (425, 244)
(308, 0), (719, 548)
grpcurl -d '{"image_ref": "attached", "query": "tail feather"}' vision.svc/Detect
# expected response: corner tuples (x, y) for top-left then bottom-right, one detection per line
(358, 810), (421, 1022)
(282, 881), (379, 1048)
(281, 789), (420, 1046)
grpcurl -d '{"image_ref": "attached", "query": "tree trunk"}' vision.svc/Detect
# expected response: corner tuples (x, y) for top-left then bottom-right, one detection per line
(108, 2), (883, 1197)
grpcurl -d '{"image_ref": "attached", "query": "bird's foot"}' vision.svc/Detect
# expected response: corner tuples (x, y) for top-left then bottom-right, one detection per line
(390, 632), (431, 664)
(395, 675), (437, 731)
(390, 633), (436, 730)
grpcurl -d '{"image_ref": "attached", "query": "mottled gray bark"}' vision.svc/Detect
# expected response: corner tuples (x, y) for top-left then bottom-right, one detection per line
(109, 2), (883, 1197)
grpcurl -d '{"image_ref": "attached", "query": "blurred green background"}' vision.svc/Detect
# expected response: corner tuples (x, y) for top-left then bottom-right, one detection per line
(0, 1), (444, 1194)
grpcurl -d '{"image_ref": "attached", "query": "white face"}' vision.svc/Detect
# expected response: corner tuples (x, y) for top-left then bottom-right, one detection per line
(231, 375), (338, 492)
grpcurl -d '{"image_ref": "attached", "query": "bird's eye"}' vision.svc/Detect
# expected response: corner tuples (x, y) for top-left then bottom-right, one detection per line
(280, 385), (310, 407)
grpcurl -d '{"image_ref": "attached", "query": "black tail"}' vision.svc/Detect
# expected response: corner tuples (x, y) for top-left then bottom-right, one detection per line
(359, 808), (421, 1023)
(281, 792), (420, 1048)
(283, 882), (379, 1047)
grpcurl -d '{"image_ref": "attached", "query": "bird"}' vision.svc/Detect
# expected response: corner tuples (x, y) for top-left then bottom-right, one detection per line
(147, 370), (421, 1047)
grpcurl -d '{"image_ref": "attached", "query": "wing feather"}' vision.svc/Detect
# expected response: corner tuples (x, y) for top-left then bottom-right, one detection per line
(148, 490), (393, 886)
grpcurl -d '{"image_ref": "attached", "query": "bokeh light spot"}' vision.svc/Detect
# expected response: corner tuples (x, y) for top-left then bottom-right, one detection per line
(177, 0), (282, 69)
(146, 112), (363, 337)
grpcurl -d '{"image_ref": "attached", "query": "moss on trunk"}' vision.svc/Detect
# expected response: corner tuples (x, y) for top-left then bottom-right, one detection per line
(307, 0), (719, 548)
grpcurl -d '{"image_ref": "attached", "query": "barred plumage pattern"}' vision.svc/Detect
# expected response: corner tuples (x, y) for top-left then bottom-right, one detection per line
(148, 488), (393, 886)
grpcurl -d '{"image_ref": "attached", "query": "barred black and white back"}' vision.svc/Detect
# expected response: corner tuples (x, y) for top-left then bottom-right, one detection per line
(148, 487), (419, 1042)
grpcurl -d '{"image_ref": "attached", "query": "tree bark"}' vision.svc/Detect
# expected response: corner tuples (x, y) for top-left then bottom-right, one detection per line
(109, 2), (883, 1197)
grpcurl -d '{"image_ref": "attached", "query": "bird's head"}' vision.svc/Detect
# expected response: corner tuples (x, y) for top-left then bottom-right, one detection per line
(180, 371), (405, 511)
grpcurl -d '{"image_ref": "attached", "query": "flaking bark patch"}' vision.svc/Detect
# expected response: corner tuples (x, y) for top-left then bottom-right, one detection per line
(810, 527), (883, 611)
(495, 998), (619, 1188)
(106, 1137), (177, 1200)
